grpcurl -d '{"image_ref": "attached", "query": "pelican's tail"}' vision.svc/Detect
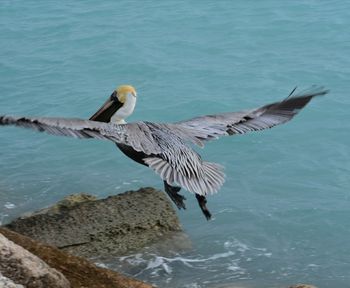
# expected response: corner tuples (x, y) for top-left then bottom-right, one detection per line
(145, 157), (225, 196)
(201, 161), (226, 195)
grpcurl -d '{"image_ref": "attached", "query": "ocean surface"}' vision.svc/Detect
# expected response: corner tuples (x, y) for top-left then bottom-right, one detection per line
(0, 1), (349, 287)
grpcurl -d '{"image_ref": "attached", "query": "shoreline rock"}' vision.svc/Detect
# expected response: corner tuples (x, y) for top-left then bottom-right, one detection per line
(0, 273), (25, 288)
(0, 227), (154, 288)
(5, 187), (182, 258)
(1, 187), (319, 288)
(0, 232), (70, 288)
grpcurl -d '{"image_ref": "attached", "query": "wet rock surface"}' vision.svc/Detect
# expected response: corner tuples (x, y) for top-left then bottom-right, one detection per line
(0, 233), (70, 288)
(6, 187), (182, 258)
(0, 227), (154, 288)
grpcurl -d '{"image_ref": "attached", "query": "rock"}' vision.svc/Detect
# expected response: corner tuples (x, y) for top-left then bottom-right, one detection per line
(0, 273), (25, 288)
(0, 233), (70, 288)
(21, 193), (97, 217)
(5, 187), (182, 257)
(0, 227), (154, 288)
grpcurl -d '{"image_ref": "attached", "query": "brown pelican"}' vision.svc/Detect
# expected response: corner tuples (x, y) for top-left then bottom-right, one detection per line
(0, 85), (327, 219)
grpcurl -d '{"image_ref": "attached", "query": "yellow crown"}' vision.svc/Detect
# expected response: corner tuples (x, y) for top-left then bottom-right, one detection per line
(117, 85), (136, 95)
(116, 85), (137, 103)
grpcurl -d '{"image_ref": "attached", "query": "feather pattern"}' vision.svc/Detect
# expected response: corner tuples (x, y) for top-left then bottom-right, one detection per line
(143, 123), (225, 195)
(0, 115), (225, 194)
(0, 87), (327, 198)
(0, 116), (163, 155)
(175, 87), (328, 142)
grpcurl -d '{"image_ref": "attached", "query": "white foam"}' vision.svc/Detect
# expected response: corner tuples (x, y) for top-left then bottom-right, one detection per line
(117, 250), (238, 279)
(120, 253), (146, 265)
(4, 202), (16, 209)
(184, 283), (201, 288)
(227, 265), (241, 271)
(223, 238), (249, 253)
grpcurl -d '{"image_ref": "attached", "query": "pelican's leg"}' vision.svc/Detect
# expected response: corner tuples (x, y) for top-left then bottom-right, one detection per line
(195, 194), (212, 220)
(163, 181), (186, 210)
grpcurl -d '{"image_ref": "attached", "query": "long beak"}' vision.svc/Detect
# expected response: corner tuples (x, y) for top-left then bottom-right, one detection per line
(89, 91), (123, 123)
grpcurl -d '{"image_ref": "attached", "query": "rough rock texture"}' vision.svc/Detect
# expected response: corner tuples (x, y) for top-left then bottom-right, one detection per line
(0, 233), (70, 288)
(0, 227), (154, 288)
(0, 273), (25, 288)
(21, 193), (97, 217)
(6, 187), (181, 257)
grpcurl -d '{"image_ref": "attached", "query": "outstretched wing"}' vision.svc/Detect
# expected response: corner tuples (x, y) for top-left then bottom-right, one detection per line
(174, 87), (328, 143)
(0, 116), (162, 155)
(0, 87), (327, 157)
(0, 115), (225, 194)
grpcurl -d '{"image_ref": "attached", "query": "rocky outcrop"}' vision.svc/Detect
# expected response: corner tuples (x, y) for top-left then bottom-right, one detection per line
(0, 273), (25, 288)
(21, 193), (97, 217)
(6, 187), (182, 258)
(0, 227), (154, 288)
(0, 233), (70, 288)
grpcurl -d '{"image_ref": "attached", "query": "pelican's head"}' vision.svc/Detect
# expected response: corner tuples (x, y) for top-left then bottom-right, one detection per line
(90, 84), (137, 124)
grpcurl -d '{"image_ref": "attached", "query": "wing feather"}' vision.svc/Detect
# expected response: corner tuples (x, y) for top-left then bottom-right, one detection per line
(0, 116), (162, 155)
(144, 156), (225, 196)
(175, 87), (328, 143)
(0, 87), (327, 197)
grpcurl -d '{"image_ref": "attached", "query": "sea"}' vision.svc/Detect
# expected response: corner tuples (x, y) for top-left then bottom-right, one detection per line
(0, 1), (349, 287)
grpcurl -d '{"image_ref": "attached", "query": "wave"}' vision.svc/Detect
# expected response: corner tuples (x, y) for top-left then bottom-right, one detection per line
(94, 237), (272, 287)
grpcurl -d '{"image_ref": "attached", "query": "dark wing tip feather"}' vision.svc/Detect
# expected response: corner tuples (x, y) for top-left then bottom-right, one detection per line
(274, 86), (329, 112)
(0, 115), (24, 127)
(290, 86), (329, 98)
(1, 115), (32, 125)
(0, 115), (101, 140)
(0, 115), (11, 124)
(227, 86), (328, 135)
(286, 86), (329, 99)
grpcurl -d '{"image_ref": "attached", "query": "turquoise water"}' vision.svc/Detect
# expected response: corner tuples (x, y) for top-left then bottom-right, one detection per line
(1, 1), (349, 287)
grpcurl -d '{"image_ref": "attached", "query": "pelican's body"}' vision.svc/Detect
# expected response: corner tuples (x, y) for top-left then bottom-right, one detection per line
(0, 85), (328, 219)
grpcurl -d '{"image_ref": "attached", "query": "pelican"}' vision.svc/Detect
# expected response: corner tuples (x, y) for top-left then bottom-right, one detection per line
(0, 85), (327, 219)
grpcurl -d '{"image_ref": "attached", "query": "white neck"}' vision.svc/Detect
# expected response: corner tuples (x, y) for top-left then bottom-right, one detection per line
(111, 93), (136, 124)
(113, 118), (126, 124)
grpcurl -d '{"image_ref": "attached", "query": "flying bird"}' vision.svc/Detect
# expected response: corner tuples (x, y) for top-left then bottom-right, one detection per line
(0, 85), (327, 219)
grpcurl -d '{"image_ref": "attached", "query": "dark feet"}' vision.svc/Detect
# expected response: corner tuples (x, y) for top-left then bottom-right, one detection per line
(195, 194), (212, 220)
(164, 181), (186, 210)
(163, 182), (212, 220)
